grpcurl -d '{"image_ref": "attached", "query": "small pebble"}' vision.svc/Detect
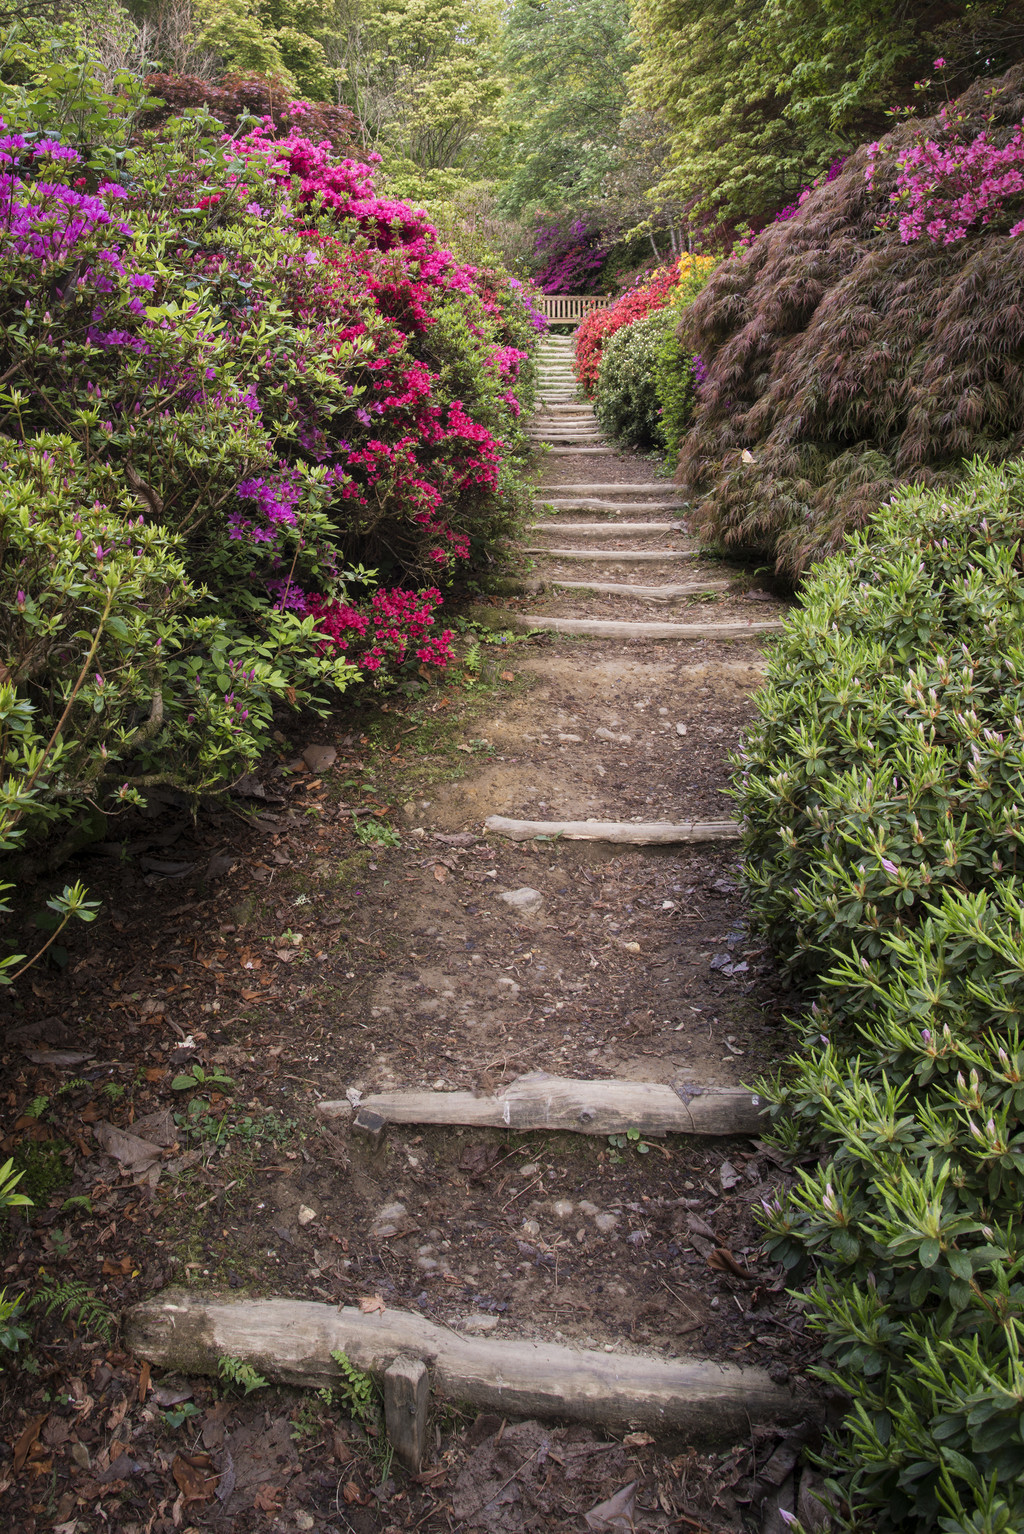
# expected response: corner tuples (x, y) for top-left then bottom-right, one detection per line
(551, 1199), (574, 1219)
(520, 1162), (540, 1177)
(595, 1213), (618, 1234)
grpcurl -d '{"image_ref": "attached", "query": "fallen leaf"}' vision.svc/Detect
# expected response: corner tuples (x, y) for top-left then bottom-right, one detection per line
(584, 1480), (638, 1531)
(137, 1361), (151, 1403)
(342, 1479), (370, 1505)
(331, 1430), (353, 1463)
(458, 1142), (500, 1181)
(708, 1246), (755, 1279)
(131, 1107), (178, 1146)
(12, 1414), (47, 1472)
(43, 1416), (72, 1448)
(357, 1294), (386, 1314)
(144, 1067), (166, 1083)
(102, 1256), (131, 1276)
(719, 1159), (741, 1191)
(433, 864), (448, 882)
(412, 1466), (448, 1486)
(500, 671), (515, 682)
(253, 1483), (284, 1511)
(93, 1122), (163, 1175)
(686, 1213), (719, 1243)
(172, 1451), (219, 1502)
(622, 1432), (655, 1448)
(23, 1049), (95, 1066)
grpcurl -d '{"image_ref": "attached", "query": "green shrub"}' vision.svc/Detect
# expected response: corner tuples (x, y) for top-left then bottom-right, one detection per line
(655, 306), (696, 468)
(594, 309), (672, 451)
(737, 458), (1024, 1533)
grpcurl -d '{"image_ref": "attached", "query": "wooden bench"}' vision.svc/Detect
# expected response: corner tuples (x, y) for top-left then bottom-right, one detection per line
(535, 293), (613, 327)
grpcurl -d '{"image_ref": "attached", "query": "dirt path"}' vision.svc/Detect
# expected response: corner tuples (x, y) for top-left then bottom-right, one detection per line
(0, 337), (821, 1533)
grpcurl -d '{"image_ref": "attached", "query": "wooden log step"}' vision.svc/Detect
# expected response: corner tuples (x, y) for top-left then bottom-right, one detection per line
(536, 499), (685, 513)
(484, 815), (741, 844)
(535, 482), (679, 494)
(126, 1293), (813, 1440)
(543, 447), (616, 455)
(524, 546), (699, 561)
(550, 578), (731, 603)
(527, 521), (681, 536)
(318, 1072), (764, 1135)
(471, 610), (786, 640)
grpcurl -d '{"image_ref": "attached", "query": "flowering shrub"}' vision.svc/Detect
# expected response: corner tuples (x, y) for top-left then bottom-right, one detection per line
(305, 587), (454, 674)
(531, 214), (609, 294)
(738, 459), (1024, 1533)
(868, 108), (1024, 243)
(677, 64), (1024, 575)
(0, 55), (540, 977)
(574, 253), (716, 395)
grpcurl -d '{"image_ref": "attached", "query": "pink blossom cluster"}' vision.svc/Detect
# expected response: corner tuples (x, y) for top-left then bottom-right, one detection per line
(303, 586), (454, 671)
(867, 111), (1024, 242)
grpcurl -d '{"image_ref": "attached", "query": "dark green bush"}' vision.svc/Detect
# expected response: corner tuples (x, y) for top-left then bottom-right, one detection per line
(738, 458), (1024, 1533)
(594, 308), (672, 450)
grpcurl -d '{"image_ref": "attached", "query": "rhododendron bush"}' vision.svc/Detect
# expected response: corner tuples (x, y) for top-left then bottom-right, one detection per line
(0, 57), (540, 945)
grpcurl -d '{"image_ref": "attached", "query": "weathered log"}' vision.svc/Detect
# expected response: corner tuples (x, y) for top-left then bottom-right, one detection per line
(316, 1072), (765, 1137)
(526, 522), (680, 537)
(534, 483), (682, 493)
(126, 1293), (812, 1439)
(469, 609), (785, 640)
(549, 579), (731, 603)
(483, 815), (741, 844)
(536, 500), (687, 513)
(524, 546), (698, 562)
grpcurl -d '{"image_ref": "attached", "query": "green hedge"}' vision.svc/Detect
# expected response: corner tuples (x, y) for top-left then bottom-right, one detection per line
(736, 458), (1024, 1534)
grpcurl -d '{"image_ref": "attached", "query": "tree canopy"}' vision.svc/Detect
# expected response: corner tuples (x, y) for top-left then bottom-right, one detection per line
(630, 0), (1024, 225)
